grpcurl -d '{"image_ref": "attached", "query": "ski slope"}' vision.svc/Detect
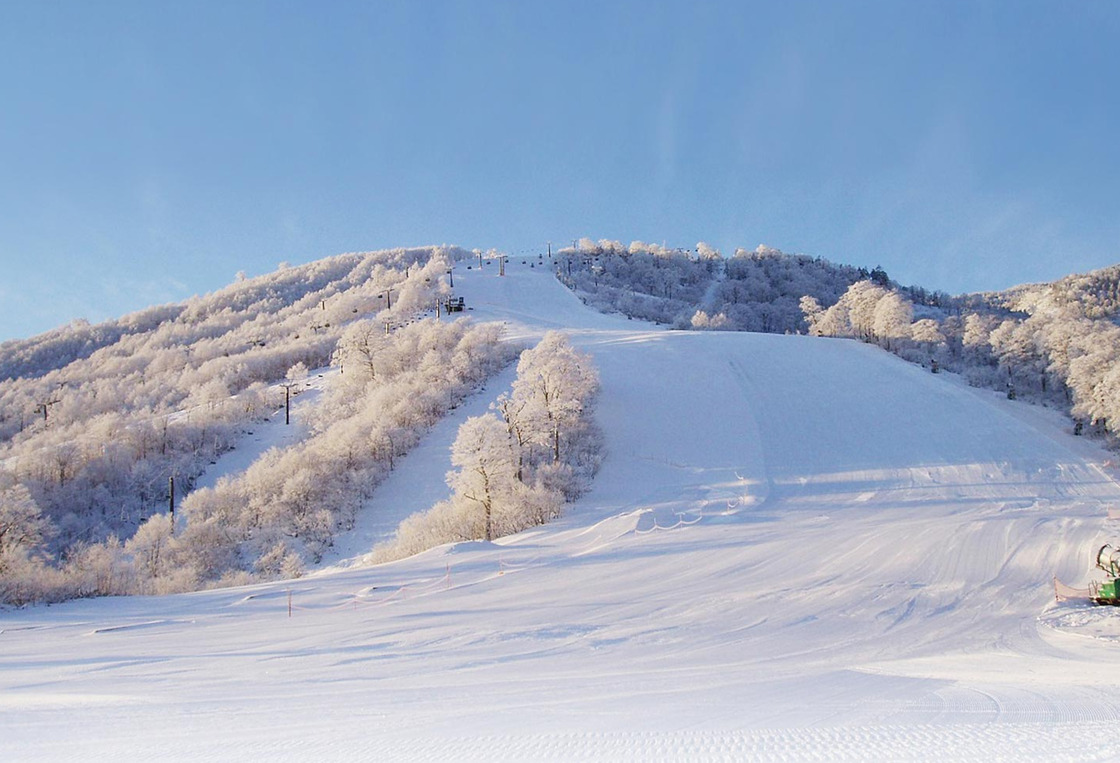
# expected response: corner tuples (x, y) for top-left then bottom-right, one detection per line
(3, 261), (1120, 761)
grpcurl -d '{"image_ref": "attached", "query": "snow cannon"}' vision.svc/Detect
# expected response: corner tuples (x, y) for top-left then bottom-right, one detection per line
(1093, 544), (1120, 605)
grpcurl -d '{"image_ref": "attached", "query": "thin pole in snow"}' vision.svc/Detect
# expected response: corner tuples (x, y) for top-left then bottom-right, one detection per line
(280, 382), (298, 425)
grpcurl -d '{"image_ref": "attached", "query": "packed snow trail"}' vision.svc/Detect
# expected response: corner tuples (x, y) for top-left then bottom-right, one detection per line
(3, 260), (1120, 761)
(192, 368), (334, 492)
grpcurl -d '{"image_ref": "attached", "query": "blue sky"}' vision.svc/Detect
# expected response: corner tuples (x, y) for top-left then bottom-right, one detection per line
(2, 1), (1118, 340)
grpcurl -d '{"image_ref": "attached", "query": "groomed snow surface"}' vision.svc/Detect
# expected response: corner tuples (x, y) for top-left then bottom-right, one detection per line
(4, 262), (1120, 761)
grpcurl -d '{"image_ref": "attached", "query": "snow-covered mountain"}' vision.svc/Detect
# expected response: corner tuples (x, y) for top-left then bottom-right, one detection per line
(560, 240), (1120, 454)
(3, 259), (1119, 760)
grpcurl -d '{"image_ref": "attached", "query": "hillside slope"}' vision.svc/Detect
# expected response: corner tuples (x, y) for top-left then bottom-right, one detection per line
(3, 262), (1119, 761)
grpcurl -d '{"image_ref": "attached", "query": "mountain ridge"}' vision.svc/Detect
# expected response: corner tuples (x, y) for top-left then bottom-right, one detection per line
(3, 243), (1120, 606)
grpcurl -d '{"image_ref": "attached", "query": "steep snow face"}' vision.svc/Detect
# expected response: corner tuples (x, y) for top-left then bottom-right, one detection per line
(3, 261), (1120, 761)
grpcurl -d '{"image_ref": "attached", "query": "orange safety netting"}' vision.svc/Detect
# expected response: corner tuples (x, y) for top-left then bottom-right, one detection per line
(1053, 577), (1092, 602)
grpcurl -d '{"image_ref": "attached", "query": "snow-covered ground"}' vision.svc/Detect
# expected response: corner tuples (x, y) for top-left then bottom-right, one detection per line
(3, 262), (1120, 761)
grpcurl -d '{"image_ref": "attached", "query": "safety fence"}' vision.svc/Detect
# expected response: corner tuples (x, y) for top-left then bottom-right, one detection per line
(1053, 576), (1107, 603)
(634, 512), (703, 535)
(497, 553), (545, 576)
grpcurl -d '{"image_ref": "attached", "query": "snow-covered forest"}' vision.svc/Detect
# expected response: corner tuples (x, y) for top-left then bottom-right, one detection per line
(0, 246), (519, 603)
(555, 237), (900, 332)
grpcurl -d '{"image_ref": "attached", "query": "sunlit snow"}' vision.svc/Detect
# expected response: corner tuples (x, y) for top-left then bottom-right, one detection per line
(3, 263), (1119, 761)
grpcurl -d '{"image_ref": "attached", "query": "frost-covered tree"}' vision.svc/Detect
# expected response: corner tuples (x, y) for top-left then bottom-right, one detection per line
(375, 333), (600, 562)
(910, 318), (945, 345)
(338, 320), (385, 381)
(511, 332), (600, 465)
(447, 414), (517, 542)
(123, 513), (177, 591)
(0, 477), (51, 572)
(690, 310), (731, 330)
(872, 291), (913, 349)
(801, 280), (917, 351)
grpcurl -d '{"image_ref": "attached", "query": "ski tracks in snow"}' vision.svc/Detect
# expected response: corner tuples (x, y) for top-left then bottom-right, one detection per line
(357, 722), (1120, 763)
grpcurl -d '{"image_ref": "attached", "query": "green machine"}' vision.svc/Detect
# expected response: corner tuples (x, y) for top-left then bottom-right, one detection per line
(1092, 544), (1120, 605)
